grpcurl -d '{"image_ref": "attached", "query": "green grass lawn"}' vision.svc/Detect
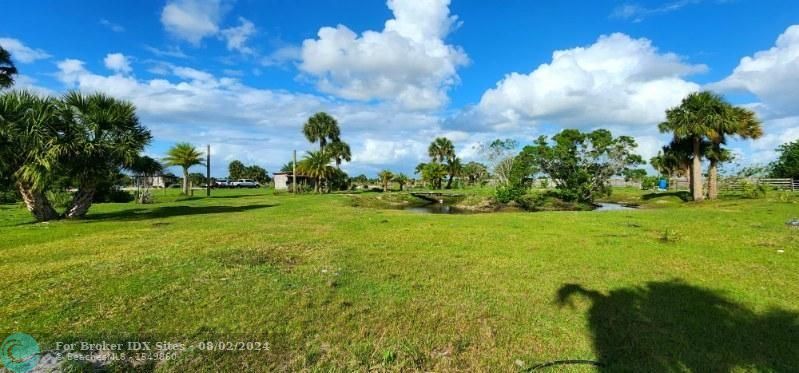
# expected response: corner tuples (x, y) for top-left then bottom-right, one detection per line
(1, 188), (798, 371)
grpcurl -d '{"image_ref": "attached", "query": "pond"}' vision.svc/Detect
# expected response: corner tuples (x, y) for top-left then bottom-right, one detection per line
(403, 203), (468, 214)
(594, 202), (636, 211)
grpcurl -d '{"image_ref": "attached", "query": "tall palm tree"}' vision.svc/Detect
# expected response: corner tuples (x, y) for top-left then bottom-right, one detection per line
(60, 92), (152, 218)
(445, 157), (462, 189)
(705, 106), (763, 199)
(163, 143), (204, 195)
(0, 90), (61, 221)
(326, 140), (351, 168)
(428, 137), (455, 163)
(378, 170), (394, 192)
(0, 46), (17, 89)
(393, 173), (409, 191)
(297, 150), (335, 193)
(302, 112), (340, 150)
(658, 91), (728, 201)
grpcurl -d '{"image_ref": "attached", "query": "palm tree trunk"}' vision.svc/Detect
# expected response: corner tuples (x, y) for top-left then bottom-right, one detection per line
(446, 174), (454, 189)
(708, 159), (719, 200)
(64, 185), (96, 218)
(182, 167), (189, 195)
(17, 182), (58, 222)
(691, 137), (704, 201)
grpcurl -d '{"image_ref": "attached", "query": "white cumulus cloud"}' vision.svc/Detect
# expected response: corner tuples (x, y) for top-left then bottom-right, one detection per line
(161, 0), (225, 45)
(103, 53), (132, 75)
(0, 37), (51, 63)
(299, 0), (468, 110)
(712, 25), (799, 118)
(220, 17), (256, 54)
(475, 33), (705, 131)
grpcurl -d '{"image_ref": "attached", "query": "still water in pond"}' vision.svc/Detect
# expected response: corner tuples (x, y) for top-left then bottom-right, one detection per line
(403, 203), (465, 214)
(594, 203), (636, 211)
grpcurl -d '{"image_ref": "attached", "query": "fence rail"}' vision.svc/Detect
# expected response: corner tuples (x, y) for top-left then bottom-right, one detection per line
(720, 178), (796, 191)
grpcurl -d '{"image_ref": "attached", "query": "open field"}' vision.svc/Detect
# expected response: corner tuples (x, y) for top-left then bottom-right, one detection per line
(1, 188), (798, 371)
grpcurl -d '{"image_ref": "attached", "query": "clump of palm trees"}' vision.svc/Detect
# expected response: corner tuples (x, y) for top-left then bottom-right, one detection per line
(296, 112), (351, 193)
(415, 137), (464, 189)
(658, 91), (763, 201)
(0, 90), (151, 221)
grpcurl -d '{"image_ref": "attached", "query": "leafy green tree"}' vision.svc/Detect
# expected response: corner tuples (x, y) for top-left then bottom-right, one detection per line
(297, 150), (335, 193)
(0, 46), (17, 89)
(393, 173), (409, 191)
(189, 172), (207, 188)
(481, 138), (518, 186)
(244, 165), (269, 184)
(351, 174), (369, 188)
(303, 112), (341, 150)
(770, 140), (799, 179)
(378, 170), (394, 191)
(59, 92), (151, 218)
(623, 169), (648, 182)
(163, 143), (204, 195)
(228, 160), (246, 180)
(0, 90), (61, 221)
(462, 161), (488, 186)
(521, 129), (643, 203)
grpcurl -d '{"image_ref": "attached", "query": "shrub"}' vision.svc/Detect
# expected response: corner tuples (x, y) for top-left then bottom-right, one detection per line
(641, 176), (659, 190)
(495, 185), (525, 204)
(740, 180), (768, 199)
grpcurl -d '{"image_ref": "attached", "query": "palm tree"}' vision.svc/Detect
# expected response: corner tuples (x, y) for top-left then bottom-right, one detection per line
(0, 90), (61, 221)
(428, 137), (455, 163)
(60, 92), (152, 218)
(0, 46), (17, 89)
(421, 163), (447, 189)
(326, 140), (351, 168)
(705, 106), (763, 199)
(393, 173), (409, 191)
(302, 112), (340, 150)
(297, 150), (335, 193)
(658, 91), (728, 201)
(445, 157), (462, 189)
(378, 170), (394, 192)
(163, 143), (204, 195)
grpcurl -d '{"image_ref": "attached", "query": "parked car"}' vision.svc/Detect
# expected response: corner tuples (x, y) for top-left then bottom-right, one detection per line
(214, 179), (231, 188)
(231, 179), (260, 188)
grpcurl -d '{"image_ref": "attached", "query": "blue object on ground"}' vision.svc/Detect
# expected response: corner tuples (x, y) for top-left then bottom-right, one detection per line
(658, 179), (668, 190)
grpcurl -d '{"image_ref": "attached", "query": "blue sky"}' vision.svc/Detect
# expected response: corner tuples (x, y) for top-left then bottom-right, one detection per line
(2, 0), (799, 177)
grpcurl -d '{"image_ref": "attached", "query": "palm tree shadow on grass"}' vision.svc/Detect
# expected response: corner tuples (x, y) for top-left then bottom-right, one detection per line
(84, 204), (276, 221)
(556, 280), (798, 372)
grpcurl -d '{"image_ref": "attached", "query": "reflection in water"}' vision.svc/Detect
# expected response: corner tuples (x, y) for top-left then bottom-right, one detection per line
(403, 203), (464, 214)
(594, 203), (635, 211)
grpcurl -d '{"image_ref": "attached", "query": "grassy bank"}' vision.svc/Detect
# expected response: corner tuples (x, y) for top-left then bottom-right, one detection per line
(1, 188), (798, 371)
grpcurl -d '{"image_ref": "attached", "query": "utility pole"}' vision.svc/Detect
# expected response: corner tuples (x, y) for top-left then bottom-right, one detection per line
(206, 144), (211, 197)
(292, 149), (297, 193)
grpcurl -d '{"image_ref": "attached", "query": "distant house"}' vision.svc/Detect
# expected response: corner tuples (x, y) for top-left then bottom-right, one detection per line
(273, 172), (311, 191)
(131, 173), (178, 189)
